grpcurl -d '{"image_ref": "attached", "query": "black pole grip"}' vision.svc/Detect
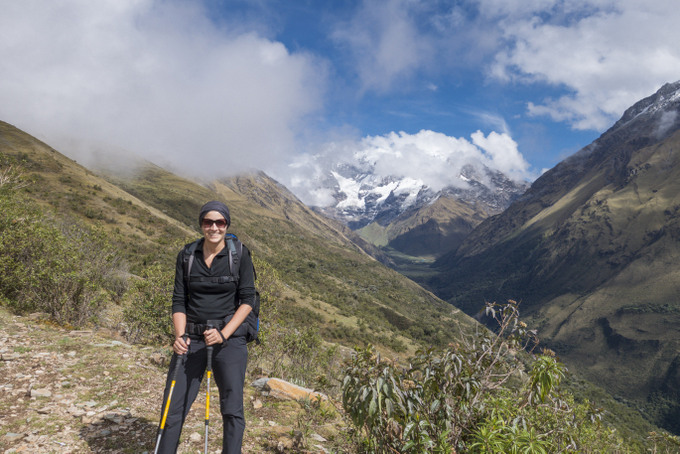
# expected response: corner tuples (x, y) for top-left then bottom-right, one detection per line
(206, 324), (214, 371)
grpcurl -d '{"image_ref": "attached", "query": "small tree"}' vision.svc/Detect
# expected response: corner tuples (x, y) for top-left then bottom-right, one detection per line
(0, 167), (122, 326)
(122, 264), (174, 345)
(342, 300), (624, 453)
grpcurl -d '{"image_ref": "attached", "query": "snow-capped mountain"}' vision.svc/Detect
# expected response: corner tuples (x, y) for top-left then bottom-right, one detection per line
(313, 161), (530, 230)
(278, 129), (532, 258)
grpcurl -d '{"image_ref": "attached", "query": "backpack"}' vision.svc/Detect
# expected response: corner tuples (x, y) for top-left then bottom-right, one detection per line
(182, 233), (261, 344)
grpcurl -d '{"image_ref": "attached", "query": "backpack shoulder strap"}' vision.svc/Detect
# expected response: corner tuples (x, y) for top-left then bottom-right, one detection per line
(182, 240), (201, 278)
(182, 239), (201, 301)
(225, 233), (242, 280)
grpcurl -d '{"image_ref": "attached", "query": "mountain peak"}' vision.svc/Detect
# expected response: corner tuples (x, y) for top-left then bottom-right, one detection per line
(609, 80), (680, 138)
(313, 160), (528, 230)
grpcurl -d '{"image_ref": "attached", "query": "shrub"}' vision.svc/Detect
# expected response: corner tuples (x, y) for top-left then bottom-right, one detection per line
(0, 172), (123, 326)
(342, 300), (625, 453)
(122, 264), (174, 345)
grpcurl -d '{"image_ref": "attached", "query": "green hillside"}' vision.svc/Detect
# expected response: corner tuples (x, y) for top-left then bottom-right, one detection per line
(2, 120), (677, 452)
(427, 84), (680, 435)
(0, 120), (473, 355)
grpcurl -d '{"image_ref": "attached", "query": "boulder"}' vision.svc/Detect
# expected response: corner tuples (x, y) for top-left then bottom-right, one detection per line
(263, 378), (327, 402)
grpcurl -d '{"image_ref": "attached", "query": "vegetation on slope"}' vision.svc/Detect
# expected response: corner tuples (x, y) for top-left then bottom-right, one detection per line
(2, 122), (679, 452)
(427, 128), (680, 435)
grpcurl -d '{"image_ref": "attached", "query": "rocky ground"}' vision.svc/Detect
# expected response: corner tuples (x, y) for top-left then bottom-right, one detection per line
(0, 308), (352, 453)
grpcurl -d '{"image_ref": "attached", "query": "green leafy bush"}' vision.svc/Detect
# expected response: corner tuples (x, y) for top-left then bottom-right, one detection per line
(0, 167), (123, 326)
(122, 264), (174, 345)
(342, 301), (626, 453)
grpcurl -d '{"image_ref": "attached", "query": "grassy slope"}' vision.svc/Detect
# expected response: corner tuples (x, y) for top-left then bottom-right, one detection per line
(428, 127), (680, 433)
(0, 121), (194, 269)
(0, 120), (669, 446)
(1, 120), (477, 357)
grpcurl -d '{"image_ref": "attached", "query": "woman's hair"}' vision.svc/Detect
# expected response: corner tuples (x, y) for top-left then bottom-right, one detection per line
(198, 200), (231, 227)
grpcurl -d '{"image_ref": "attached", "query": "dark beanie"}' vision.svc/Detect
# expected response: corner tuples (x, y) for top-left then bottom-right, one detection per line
(198, 201), (231, 227)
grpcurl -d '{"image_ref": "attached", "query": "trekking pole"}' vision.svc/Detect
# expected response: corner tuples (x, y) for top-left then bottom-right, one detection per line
(154, 335), (187, 454)
(204, 324), (214, 454)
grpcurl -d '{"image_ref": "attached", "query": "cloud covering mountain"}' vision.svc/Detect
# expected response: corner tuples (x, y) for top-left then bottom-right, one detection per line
(2, 0), (680, 180)
(280, 128), (532, 214)
(0, 1), (325, 175)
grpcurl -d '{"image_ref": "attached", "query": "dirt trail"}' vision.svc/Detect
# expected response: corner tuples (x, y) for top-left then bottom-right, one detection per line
(0, 309), (344, 453)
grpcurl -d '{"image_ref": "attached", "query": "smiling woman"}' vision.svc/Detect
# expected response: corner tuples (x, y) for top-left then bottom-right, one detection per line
(155, 200), (257, 454)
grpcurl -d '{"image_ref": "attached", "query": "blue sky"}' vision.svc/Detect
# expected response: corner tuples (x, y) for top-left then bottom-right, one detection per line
(1, 0), (680, 204)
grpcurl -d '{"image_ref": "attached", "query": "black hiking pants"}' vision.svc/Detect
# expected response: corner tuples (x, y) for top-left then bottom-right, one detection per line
(155, 334), (248, 454)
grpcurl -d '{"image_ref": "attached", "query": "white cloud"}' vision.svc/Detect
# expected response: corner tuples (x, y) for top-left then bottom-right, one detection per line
(470, 131), (529, 181)
(331, 0), (434, 93)
(0, 0), (325, 176)
(281, 129), (533, 206)
(328, 0), (680, 134)
(486, 0), (680, 130)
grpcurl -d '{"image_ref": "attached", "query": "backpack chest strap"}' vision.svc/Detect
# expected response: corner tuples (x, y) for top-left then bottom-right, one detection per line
(189, 275), (238, 284)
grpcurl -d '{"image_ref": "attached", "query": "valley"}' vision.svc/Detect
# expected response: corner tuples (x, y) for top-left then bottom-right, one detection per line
(3, 81), (680, 449)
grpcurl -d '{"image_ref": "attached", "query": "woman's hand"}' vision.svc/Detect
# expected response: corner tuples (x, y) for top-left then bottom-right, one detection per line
(173, 335), (190, 355)
(204, 328), (226, 346)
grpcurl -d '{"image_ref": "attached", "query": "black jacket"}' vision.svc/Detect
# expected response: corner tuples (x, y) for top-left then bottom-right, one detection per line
(171, 238), (256, 323)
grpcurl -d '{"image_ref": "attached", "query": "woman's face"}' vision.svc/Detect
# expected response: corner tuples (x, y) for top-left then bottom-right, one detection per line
(201, 210), (228, 245)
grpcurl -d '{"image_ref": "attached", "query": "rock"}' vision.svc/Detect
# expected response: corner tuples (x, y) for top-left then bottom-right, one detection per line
(252, 398), (263, 409)
(3, 432), (24, 442)
(310, 433), (327, 442)
(104, 413), (124, 424)
(30, 388), (52, 398)
(264, 378), (328, 402)
(68, 406), (86, 417)
(251, 377), (270, 390)
(189, 432), (202, 443)
(82, 415), (97, 425)
(1, 353), (21, 361)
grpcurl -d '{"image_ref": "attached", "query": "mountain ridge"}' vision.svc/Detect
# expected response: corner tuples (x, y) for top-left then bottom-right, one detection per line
(0, 119), (477, 357)
(426, 80), (680, 433)
(1, 118), (675, 447)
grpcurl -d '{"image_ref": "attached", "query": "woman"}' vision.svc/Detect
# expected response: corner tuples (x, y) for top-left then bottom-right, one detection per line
(156, 200), (256, 454)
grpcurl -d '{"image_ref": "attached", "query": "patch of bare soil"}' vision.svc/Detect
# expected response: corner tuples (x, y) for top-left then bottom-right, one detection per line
(0, 309), (352, 453)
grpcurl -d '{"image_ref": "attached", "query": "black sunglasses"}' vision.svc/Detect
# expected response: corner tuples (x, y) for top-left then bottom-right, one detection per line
(201, 218), (228, 228)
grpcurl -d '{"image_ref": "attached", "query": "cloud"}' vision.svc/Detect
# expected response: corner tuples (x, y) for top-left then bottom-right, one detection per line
(280, 129), (533, 206)
(486, 0), (680, 130)
(0, 0), (326, 176)
(327, 0), (680, 134)
(330, 0), (435, 93)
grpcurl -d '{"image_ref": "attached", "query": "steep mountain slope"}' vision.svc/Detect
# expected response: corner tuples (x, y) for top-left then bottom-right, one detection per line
(3, 120), (677, 446)
(428, 81), (680, 432)
(358, 194), (489, 259)
(0, 121), (196, 268)
(310, 157), (529, 260)
(0, 120), (477, 355)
